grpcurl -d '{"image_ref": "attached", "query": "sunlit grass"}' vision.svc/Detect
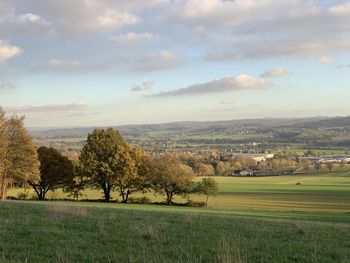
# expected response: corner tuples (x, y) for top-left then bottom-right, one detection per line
(7, 172), (350, 213)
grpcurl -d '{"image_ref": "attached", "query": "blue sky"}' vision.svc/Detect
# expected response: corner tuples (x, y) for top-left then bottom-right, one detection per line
(0, 0), (350, 127)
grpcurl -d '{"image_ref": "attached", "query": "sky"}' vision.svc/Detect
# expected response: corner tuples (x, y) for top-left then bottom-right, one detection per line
(0, 0), (350, 127)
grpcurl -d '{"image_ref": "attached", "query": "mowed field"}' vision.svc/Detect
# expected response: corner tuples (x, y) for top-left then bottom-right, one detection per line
(205, 173), (350, 212)
(2, 173), (350, 262)
(8, 172), (350, 213)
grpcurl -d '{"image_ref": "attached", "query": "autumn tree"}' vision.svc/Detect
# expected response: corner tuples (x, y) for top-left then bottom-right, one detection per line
(152, 154), (195, 205)
(0, 109), (39, 200)
(196, 177), (219, 207)
(80, 128), (126, 202)
(29, 146), (74, 200)
(216, 161), (232, 175)
(116, 146), (155, 203)
(196, 163), (215, 176)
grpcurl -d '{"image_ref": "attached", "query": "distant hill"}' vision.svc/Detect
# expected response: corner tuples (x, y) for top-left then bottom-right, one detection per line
(291, 116), (350, 129)
(29, 117), (328, 139)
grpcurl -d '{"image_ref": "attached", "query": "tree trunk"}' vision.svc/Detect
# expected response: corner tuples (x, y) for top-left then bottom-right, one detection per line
(120, 188), (125, 203)
(125, 190), (130, 203)
(166, 192), (173, 205)
(120, 189), (130, 203)
(0, 170), (8, 201)
(206, 195), (209, 207)
(102, 185), (111, 202)
(39, 190), (45, 200)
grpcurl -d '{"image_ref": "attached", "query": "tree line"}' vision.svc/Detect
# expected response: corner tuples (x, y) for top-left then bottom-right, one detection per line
(0, 109), (217, 205)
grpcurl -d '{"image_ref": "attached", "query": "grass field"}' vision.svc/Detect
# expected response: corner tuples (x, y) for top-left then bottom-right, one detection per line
(2, 173), (350, 262)
(0, 201), (350, 263)
(8, 172), (350, 213)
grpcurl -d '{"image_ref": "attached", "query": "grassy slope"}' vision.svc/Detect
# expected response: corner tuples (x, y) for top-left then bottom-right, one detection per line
(1, 201), (350, 263)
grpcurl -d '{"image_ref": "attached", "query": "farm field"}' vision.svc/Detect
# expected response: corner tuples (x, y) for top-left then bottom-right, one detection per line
(7, 172), (350, 213)
(0, 201), (350, 263)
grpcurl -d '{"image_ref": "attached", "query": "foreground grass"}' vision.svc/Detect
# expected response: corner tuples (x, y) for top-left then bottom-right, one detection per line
(1, 201), (350, 263)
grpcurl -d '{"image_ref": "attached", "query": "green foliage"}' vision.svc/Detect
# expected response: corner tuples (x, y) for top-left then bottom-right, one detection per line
(152, 154), (195, 204)
(80, 128), (155, 202)
(80, 128), (126, 202)
(64, 163), (87, 201)
(116, 147), (155, 203)
(196, 177), (219, 206)
(29, 146), (74, 200)
(0, 108), (39, 200)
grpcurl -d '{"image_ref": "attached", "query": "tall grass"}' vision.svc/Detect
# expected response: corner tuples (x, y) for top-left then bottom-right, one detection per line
(0, 201), (349, 262)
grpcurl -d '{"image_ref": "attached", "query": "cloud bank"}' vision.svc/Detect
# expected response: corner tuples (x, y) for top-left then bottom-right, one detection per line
(150, 74), (269, 97)
(6, 102), (88, 114)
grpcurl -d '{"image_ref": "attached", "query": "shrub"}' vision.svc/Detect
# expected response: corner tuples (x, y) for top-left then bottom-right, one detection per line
(128, 196), (151, 204)
(17, 192), (28, 200)
(186, 200), (206, 207)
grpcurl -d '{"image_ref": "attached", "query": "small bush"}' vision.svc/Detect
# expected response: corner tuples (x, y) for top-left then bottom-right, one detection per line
(128, 196), (151, 204)
(186, 200), (206, 207)
(30, 194), (38, 200)
(17, 192), (28, 200)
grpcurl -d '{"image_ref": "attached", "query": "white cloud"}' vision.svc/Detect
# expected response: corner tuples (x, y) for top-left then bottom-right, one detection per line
(150, 74), (269, 97)
(260, 67), (290, 78)
(6, 102), (88, 114)
(329, 2), (350, 16)
(0, 40), (22, 63)
(166, 0), (350, 60)
(15, 1), (143, 34)
(109, 32), (158, 44)
(0, 6), (52, 36)
(175, 0), (312, 27)
(14, 13), (50, 26)
(316, 56), (336, 64)
(98, 10), (139, 28)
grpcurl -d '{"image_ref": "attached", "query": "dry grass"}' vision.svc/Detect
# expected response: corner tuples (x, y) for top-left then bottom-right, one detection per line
(218, 238), (246, 263)
(140, 225), (161, 242)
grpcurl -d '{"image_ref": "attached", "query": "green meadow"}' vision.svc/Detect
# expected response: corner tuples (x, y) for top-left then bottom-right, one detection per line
(8, 172), (350, 212)
(0, 201), (350, 263)
(2, 173), (350, 262)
